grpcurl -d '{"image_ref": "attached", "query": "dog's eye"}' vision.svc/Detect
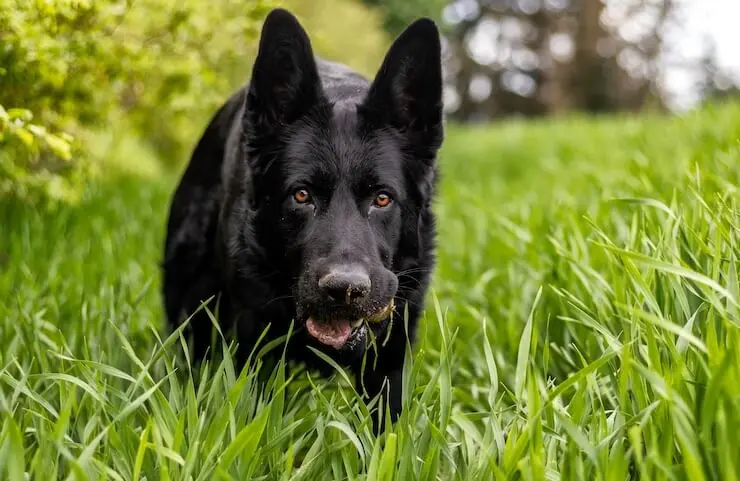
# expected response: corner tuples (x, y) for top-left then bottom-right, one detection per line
(374, 193), (392, 208)
(294, 189), (311, 204)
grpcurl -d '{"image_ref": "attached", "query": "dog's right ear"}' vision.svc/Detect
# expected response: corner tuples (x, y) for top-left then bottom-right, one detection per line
(243, 9), (324, 142)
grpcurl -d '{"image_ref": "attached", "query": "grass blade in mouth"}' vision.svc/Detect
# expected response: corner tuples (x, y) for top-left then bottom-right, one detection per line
(365, 300), (396, 325)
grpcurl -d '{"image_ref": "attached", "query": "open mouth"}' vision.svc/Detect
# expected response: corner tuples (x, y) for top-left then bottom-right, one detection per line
(305, 301), (395, 349)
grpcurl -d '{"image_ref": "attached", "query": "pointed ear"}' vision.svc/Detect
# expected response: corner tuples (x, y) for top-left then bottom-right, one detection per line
(244, 8), (324, 139)
(360, 18), (444, 150)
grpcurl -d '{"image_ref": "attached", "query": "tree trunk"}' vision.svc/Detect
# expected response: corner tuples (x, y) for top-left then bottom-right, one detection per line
(570, 0), (610, 112)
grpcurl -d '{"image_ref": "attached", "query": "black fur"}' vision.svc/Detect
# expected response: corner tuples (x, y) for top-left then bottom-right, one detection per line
(162, 8), (444, 431)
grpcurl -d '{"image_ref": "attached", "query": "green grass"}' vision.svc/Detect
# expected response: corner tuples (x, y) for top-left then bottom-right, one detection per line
(1, 102), (739, 480)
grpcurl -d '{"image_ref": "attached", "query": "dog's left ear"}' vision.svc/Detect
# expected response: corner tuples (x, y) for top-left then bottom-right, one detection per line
(361, 18), (444, 153)
(244, 8), (324, 141)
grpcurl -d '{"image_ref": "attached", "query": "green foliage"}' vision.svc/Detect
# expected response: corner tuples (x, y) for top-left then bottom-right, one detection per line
(2, 102), (739, 478)
(0, 105), (86, 204)
(0, 0), (273, 150)
(361, 0), (447, 36)
(0, 0), (272, 204)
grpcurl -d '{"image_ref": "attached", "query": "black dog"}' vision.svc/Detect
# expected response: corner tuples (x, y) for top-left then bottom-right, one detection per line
(162, 8), (444, 430)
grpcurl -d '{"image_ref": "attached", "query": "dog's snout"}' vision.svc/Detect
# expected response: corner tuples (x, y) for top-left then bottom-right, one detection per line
(318, 266), (371, 303)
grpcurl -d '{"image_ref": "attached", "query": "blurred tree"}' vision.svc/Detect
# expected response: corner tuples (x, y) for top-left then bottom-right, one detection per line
(438, 0), (678, 121)
(570, 0), (609, 111)
(695, 36), (740, 106)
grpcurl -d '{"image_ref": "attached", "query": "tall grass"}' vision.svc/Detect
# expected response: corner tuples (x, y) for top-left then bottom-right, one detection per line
(1, 103), (738, 480)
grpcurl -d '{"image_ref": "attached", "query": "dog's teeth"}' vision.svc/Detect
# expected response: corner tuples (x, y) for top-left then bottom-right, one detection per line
(352, 319), (364, 328)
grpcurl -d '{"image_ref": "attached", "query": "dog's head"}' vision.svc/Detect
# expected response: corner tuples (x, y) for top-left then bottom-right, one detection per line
(238, 9), (443, 358)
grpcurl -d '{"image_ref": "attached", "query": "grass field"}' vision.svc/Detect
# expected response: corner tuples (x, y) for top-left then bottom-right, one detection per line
(1, 103), (739, 480)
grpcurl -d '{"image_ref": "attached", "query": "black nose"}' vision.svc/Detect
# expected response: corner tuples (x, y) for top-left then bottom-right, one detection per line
(318, 266), (371, 303)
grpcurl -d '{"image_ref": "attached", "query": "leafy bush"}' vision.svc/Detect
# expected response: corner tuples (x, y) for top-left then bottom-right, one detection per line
(0, 0), (273, 204)
(0, 105), (85, 204)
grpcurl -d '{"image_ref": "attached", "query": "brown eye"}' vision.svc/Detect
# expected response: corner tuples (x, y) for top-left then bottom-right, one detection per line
(374, 192), (392, 208)
(294, 189), (311, 204)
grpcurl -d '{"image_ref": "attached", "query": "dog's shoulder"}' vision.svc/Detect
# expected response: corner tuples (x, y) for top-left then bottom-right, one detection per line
(163, 87), (245, 272)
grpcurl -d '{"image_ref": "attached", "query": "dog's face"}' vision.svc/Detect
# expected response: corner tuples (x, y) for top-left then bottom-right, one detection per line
(273, 121), (405, 352)
(239, 9), (443, 358)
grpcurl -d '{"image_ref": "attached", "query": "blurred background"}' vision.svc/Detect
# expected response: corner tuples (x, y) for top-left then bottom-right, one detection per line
(1, 0), (738, 205)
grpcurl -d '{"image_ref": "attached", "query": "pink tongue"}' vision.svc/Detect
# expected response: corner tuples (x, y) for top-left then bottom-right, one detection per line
(306, 318), (352, 349)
